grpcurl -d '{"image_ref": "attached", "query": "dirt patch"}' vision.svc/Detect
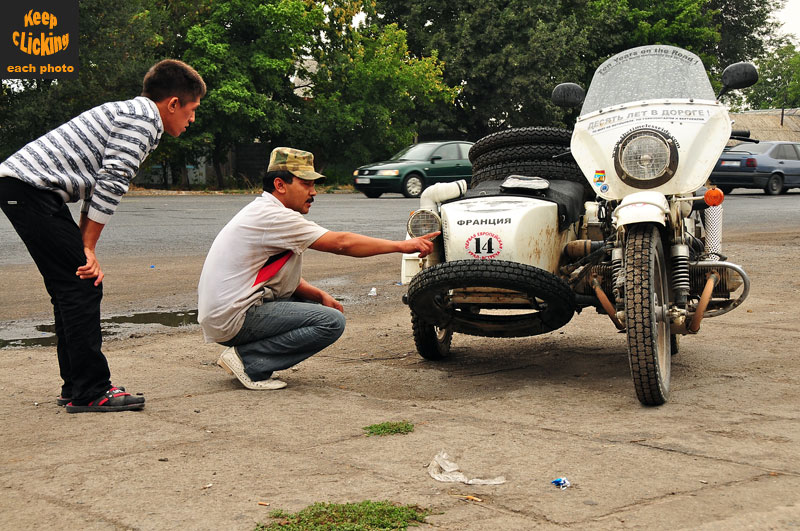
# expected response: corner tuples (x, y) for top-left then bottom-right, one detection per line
(1, 232), (799, 529)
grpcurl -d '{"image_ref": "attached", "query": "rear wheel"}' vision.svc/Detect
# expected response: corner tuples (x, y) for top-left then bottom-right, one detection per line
(764, 174), (784, 195)
(402, 173), (424, 198)
(412, 311), (453, 360)
(717, 185), (733, 195)
(624, 224), (671, 406)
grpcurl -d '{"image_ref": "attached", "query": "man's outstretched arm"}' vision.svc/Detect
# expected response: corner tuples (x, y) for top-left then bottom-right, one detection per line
(310, 231), (440, 258)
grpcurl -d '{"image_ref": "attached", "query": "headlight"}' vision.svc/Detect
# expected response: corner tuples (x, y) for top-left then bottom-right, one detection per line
(614, 128), (678, 188)
(377, 169), (400, 176)
(407, 209), (441, 238)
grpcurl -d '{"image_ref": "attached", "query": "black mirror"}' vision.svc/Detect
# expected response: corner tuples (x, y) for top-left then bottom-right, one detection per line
(718, 62), (758, 98)
(551, 82), (585, 108)
(430, 155), (442, 162)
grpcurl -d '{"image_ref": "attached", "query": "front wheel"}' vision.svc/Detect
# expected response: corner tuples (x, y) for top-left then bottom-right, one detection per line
(624, 224), (671, 406)
(402, 173), (424, 198)
(764, 174), (784, 195)
(412, 311), (453, 360)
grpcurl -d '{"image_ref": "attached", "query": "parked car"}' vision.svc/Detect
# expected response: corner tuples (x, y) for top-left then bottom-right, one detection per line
(353, 141), (473, 198)
(710, 141), (800, 195)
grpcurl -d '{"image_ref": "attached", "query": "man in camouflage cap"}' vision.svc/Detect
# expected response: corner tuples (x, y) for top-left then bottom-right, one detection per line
(267, 147), (326, 182)
(198, 147), (439, 390)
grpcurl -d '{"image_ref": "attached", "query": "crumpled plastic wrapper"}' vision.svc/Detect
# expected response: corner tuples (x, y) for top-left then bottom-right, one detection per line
(427, 450), (506, 485)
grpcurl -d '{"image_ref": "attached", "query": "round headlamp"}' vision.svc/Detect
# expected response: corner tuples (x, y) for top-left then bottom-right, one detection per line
(407, 209), (441, 238)
(614, 128), (678, 188)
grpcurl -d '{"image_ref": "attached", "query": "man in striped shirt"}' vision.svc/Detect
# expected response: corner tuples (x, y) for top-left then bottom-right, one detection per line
(0, 59), (205, 413)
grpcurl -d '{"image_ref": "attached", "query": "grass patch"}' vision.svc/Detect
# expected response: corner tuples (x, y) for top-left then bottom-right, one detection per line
(257, 500), (428, 530)
(362, 421), (414, 437)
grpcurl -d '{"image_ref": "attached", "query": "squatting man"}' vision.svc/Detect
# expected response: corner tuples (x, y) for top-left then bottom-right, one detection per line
(198, 147), (439, 390)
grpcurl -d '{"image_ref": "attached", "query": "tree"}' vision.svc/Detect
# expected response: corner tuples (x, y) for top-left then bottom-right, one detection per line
(286, 0), (458, 173)
(182, 0), (323, 187)
(371, 0), (593, 139)
(705, 0), (785, 70)
(745, 40), (800, 110)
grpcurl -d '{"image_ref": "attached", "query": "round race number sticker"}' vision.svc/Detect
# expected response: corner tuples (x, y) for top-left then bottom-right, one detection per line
(465, 231), (503, 259)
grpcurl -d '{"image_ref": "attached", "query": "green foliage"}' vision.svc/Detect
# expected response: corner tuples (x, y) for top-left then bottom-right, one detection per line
(182, 0), (323, 186)
(257, 500), (428, 530)
(746, 40), (800, 110)
(287, 1), (458, 170)
(362, 421), (414, 436)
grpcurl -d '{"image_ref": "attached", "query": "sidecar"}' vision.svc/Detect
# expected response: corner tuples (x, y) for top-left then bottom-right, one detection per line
(401, 45), (758, 406)
(400, 126), (591, 358)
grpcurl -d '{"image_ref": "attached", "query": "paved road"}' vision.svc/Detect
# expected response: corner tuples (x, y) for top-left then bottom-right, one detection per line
(1, 189), (798, 267)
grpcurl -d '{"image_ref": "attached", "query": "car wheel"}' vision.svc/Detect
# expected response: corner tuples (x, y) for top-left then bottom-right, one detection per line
(402, 173), (424, 198)
(764, 174), (784, 195)
(717, 185), (733, 194)
(363, 191), (382, 199)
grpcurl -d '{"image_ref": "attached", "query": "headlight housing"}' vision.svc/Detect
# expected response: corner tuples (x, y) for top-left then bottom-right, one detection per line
(613, 128), (678, 188)
(407, 209), (441, 238)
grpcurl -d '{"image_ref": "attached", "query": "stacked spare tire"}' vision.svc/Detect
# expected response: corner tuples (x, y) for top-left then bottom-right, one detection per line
(468, 126), (593, 199)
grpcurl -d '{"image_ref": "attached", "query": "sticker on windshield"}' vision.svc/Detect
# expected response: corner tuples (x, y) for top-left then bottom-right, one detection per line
(586, 106), (713, 135)
(465, 231), (503, 260)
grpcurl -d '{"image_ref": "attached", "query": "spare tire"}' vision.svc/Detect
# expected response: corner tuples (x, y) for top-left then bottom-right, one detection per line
(471, 144), (571, 172)
(470, 159), (589, 194)
(469, 126), (572, 162)
(407, 259), (575, 338)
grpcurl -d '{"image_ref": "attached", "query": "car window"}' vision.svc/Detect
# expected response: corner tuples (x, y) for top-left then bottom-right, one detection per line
(432, 144), (461, 160)
(391, 144), (436, 161)
(728, 142), (772, 154)
(775, 144), (799, 161)
(458, 143), (472, 159)
(793, 144), (800, 159)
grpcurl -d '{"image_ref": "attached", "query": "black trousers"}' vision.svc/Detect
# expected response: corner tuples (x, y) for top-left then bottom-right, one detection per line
(0, 177), (111, 403)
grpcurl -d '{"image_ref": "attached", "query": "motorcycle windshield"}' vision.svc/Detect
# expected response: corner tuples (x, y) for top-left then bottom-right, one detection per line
(580, 45), (715, 116)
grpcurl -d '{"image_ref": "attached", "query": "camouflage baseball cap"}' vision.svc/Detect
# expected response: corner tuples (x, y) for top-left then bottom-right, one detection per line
(268, 147), (326, 182)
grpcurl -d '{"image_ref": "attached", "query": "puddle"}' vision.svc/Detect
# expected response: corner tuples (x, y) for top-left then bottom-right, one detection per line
(0, 310), (199, 349)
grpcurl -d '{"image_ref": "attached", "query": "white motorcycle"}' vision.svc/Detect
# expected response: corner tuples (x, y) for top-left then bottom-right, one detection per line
(401, 45), (758, 406)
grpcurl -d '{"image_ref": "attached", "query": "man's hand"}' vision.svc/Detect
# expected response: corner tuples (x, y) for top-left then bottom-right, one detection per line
(77, 247), (104, 286)
(402, 231), (441, 258)
(320, 291), (344, 313)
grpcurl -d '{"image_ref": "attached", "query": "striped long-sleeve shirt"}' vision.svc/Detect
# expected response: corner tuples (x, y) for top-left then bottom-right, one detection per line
(0, 96), (163, 225)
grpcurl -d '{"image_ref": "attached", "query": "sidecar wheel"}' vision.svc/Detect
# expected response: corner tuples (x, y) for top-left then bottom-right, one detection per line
(411, 311), (453, 360)
(407, 260), (575, 338)
(624, 224), (671, 406)
(764, 174), (784, 195)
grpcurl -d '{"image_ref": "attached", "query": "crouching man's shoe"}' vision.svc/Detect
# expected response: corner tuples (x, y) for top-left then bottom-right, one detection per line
(217, 347), (287, 390)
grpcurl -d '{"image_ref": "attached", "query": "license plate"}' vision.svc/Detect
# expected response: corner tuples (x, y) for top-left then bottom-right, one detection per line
(355, 178), (371, 184)
(720, 160), (740, 167)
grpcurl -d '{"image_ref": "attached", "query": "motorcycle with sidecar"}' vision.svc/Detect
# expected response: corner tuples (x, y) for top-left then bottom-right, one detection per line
(400, 44), (758, 405)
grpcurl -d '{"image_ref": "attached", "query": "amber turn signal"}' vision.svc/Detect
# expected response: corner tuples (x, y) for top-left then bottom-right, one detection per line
(704, 187), (724, 206)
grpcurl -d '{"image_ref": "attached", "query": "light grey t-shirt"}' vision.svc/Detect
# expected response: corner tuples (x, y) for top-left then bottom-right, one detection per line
(197, 192), (328, 343)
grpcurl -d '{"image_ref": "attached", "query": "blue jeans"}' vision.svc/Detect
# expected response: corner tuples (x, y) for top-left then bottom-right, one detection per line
(221, 298), (346, 381)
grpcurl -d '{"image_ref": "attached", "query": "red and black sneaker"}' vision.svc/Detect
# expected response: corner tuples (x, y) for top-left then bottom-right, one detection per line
(57, 386), (125, 407)
(65, 386), (144, 413)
